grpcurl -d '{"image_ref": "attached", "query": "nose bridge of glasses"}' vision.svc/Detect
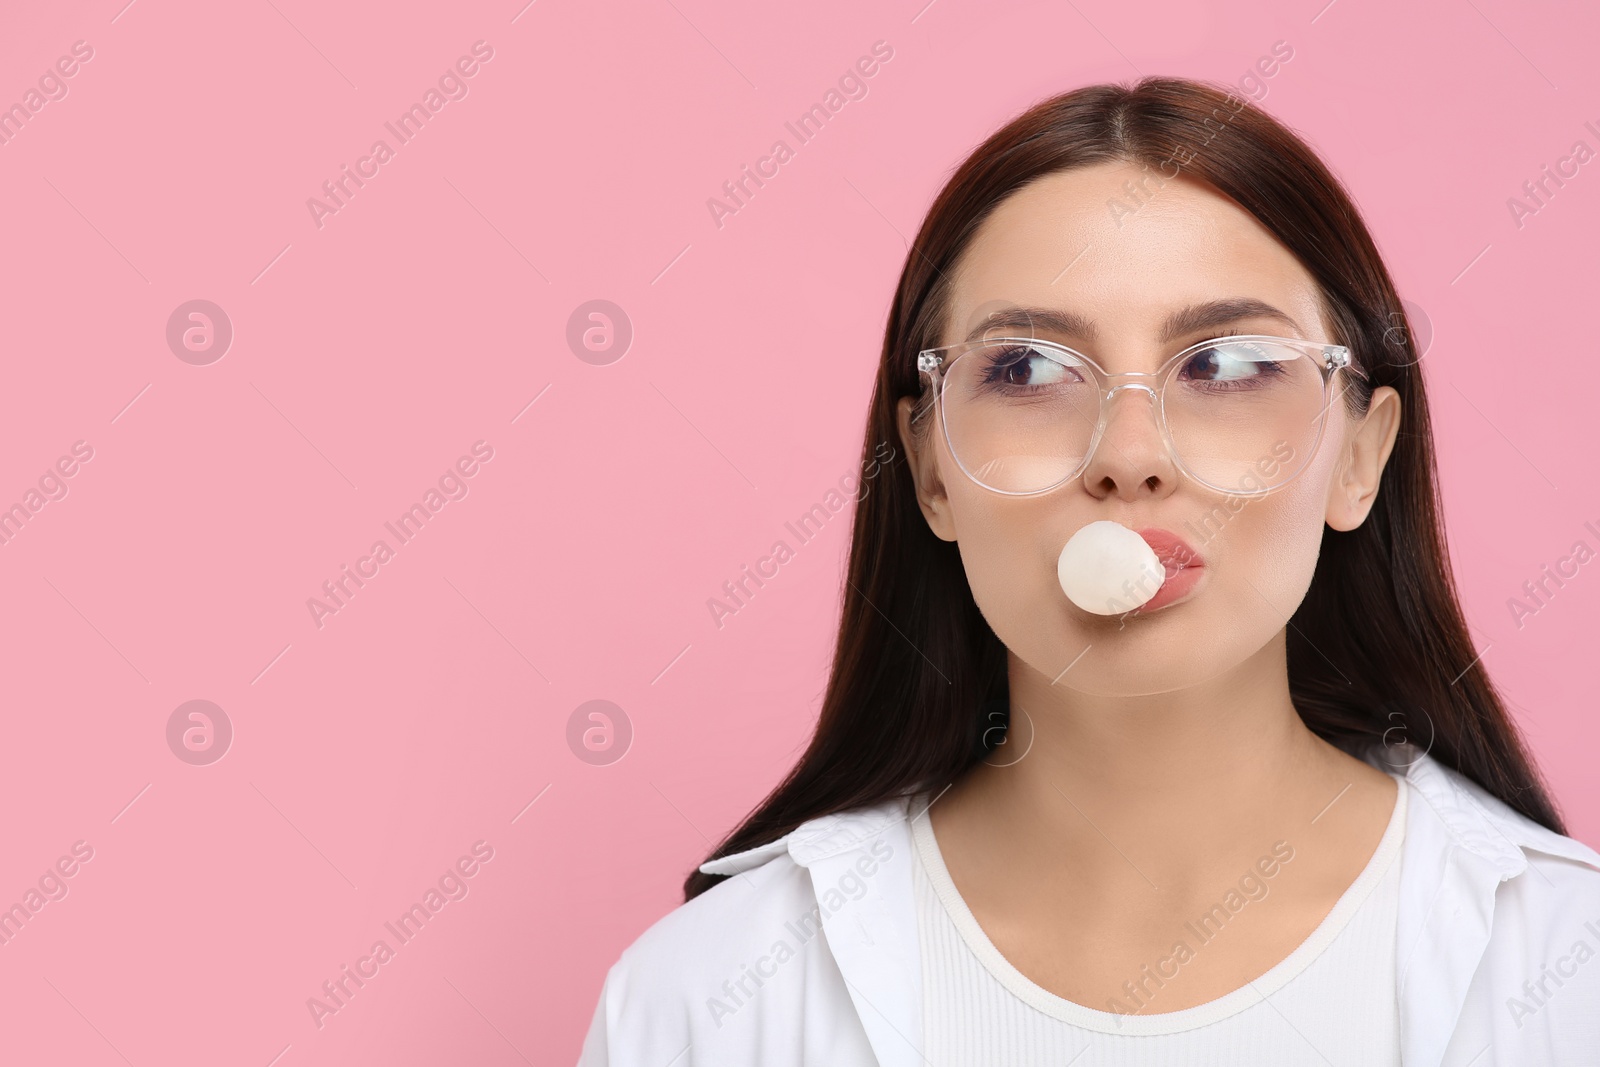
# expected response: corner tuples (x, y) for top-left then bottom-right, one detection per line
(1104, 376), (1160, 395)
(1096, 361), (1163, 392)
(1094, 379), (1165, 450)
(1102, 379), (1161, 412)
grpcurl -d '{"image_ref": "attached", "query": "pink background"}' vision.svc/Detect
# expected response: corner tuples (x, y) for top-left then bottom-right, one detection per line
(0, 0), (1595, 1063)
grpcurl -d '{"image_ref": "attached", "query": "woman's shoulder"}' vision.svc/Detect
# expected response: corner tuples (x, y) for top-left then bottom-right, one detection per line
(1401, 749), (1600, 952)
(576, 847), (818, 1065)
(1434, 771), (1600, 1050)
(576, 799), (908, 1067)
(619, 793), (911, 958)
(612, 842), (820, 985)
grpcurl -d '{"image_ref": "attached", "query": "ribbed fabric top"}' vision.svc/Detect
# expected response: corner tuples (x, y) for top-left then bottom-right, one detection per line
(909, 773), (1407, 1065)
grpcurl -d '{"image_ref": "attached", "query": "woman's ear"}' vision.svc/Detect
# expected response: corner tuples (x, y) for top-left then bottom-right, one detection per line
(896, 395), (959, 542)
(1326, 385), (1402, 532)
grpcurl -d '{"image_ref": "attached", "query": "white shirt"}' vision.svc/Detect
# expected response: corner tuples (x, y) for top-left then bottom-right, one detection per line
(909, 774), (1407, 1064)
(576, 742), (1600, 1066)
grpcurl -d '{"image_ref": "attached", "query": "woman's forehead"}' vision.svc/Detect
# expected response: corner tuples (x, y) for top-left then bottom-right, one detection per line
(946, 164), (1324, 343)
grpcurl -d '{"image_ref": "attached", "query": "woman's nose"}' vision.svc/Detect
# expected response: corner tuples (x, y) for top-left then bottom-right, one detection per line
(1079, 384), (1180, 500)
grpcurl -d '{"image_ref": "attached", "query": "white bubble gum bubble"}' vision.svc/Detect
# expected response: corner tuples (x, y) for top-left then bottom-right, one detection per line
(1057, 520), (1165, 615)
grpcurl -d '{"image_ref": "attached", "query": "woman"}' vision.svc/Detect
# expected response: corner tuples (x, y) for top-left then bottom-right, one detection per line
(577, 76), (1600, 1065)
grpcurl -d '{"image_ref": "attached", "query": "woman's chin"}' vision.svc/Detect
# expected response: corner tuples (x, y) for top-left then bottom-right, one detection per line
(1013, 611), (1255, 696)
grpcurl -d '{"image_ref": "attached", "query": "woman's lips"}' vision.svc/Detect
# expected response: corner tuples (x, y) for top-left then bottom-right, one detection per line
(1129, 527), (1205, 612)
(1133, 527), (1205, 573)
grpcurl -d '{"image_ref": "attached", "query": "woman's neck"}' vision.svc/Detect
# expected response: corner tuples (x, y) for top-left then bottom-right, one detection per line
(942, 636), (1386, 897)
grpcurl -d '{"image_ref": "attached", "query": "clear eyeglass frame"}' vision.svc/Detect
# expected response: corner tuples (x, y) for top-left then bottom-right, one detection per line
(911, 332), (1370, 497)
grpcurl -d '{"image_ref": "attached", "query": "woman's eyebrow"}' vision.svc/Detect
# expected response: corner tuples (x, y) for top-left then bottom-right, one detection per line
(962, 298), (1305, 345)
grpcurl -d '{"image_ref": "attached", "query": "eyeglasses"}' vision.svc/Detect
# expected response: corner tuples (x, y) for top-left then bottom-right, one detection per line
(913, 333), (1367, 496)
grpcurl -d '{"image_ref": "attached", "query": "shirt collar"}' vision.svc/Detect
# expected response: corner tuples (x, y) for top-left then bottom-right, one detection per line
(1367, 739), (1599, 872)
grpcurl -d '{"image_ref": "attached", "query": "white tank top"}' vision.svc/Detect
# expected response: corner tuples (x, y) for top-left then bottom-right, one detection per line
(909, 773), (1407, 1065)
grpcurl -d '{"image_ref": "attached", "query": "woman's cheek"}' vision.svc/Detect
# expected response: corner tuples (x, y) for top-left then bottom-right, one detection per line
(954, 517), (1039, 624)
(1222, 477), (1332, 622)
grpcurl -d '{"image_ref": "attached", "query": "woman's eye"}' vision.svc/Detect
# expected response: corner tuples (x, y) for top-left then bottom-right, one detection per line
(1183, 344), (1267, 381)
(994, 347), (1080, 387)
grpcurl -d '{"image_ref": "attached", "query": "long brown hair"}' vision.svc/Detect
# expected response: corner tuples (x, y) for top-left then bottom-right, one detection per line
(685, 75), (1566, 901)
